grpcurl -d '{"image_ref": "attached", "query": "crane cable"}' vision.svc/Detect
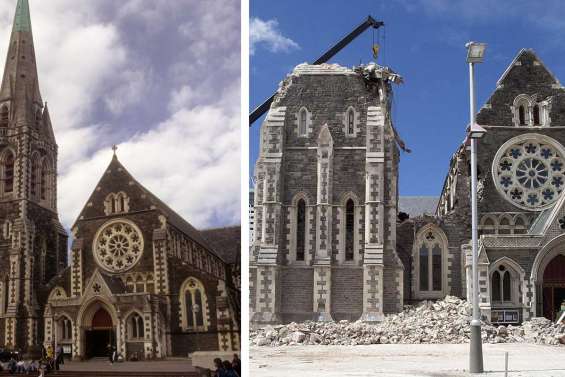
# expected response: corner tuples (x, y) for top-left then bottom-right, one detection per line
(372, 25), (380, 61)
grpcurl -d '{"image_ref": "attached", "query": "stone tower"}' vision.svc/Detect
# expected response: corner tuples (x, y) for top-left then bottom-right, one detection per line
(0, 0), (67, 351)
(250, 63), (405, 324)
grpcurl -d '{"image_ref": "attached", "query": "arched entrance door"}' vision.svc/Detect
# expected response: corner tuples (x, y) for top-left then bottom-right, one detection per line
(542, 255), (565, 320)
(85, 307), (115, 358)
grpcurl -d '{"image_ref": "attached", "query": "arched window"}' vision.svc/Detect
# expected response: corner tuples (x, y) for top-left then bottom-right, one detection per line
(491, 265), (512, 303)
(345, 199), (354, 261)
(3, 220), (11, 240)
(514, 216), (527, 234)
(104, 192), (130, 215)
(480, 217), (496, 235)
(519, 105), (526, 126)
(0, 106), (8, 128)
(414, 225), (447, 297)
(298, 108), (307, 136)
(57, 317), (72, 341)
(419, 243), (429, 291)
(491, 270), (501, 301)
(179, 277), (208, 331)
(146, 274), (154, 293)
(126, 276), (134, 293)
(347, 109), (354, 135)
(533, 104), (540, 126)
(296, 199), (306, 261)
(135, 275), (144, 293)
(35, 110), (42, 129)
(30, 155), (39, 199)
(4, 151), (14, 194)
(499, 216), (511, 235)
(40, 159), (49, 201)
(127, 313), (144, 340)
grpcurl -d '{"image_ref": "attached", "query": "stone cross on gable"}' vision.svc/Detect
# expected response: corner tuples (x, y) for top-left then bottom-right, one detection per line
(112, 144), (118, 155)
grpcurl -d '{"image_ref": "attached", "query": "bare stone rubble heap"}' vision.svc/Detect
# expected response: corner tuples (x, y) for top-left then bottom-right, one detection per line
(250, 296), (565, 347)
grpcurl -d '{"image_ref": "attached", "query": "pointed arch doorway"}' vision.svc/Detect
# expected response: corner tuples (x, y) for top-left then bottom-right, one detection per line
(82, 304), (116, 359)
(542, 255), (565, 321)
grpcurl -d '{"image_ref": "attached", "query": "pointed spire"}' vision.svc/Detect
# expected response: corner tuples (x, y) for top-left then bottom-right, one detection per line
(42, 102), (55, 142)
(0, 0), (42, 126)
(13, 0), (32, 33)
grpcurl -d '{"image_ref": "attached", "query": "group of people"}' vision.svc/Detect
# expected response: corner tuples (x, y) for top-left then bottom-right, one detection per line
(0, 358), (40, 374)
(0, 344), (65, 375)
(213, 354), (241, 377)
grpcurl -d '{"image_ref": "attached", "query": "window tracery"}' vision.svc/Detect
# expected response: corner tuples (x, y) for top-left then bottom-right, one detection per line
(414, 225), (448, 298)
(179, 277), (208, 331)
(93, 219), (144, 273)
(104, 192), (130, 215)
(493, 135), (565, 210)
(127, 312), (144, 340)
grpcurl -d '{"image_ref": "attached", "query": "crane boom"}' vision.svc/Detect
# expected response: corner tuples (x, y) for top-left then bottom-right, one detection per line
(249, 15), (384, 126)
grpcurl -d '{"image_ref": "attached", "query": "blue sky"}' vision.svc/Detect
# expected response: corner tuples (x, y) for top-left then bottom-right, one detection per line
(250, 0), (565, 196)
(0, 0), (240, 229)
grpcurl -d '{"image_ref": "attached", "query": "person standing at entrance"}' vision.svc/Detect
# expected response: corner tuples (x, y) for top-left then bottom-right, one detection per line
(55, 345), (64, 370)
(107, 344), (113, 364)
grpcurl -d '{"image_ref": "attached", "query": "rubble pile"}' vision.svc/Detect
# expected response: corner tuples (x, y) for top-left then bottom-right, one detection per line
(250, 296), (565, 347)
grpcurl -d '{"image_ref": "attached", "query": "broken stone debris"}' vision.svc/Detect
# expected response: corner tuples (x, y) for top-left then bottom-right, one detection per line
(250, 296), (565, 347)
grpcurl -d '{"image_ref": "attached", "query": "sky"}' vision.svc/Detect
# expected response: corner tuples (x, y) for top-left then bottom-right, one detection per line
(0, 0), (241, 230)
(250, 0), (565, 196)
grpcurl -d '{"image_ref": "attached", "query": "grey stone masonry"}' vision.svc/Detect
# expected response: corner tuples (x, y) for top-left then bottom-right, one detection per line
(251, 62), (405, 324)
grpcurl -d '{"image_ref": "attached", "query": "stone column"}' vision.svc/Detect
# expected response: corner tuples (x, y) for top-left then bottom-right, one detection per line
(361, 106), (386, 322)
(313, 124), (334, 321)
(253, 107), (286, 324)
(70, 238), (83, 297)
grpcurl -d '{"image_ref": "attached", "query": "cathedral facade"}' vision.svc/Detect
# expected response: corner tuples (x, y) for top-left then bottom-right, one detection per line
(251, 48), (565, 326)
(0, 0), (240, 359)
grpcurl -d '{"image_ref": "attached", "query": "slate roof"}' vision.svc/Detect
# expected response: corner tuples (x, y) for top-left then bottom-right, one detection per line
(201, 226), (241, 265)
(399, 196), (439, 217)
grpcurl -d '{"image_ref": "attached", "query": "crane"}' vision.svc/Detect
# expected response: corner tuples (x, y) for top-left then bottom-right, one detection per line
(249, 15), (384, 126)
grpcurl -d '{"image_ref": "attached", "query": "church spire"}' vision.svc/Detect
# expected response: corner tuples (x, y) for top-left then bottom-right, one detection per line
(13, 0), (32, 33)
(0, 0), (42, 125)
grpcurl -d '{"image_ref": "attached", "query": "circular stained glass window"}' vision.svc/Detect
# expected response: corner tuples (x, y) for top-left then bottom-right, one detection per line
(493, 134), (565, 210)
(93, 219), (144, 273)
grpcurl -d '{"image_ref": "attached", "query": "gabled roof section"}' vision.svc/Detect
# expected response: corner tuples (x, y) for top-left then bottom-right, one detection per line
(201, 226), (241, 264)
(528, 190), (565, 238)
(74, 154), (221, 259)
(496, 48), (561, 88)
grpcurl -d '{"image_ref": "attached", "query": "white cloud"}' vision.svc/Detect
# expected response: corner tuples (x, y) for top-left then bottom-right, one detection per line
(0, 0), (240, 230)
(250, 17), (299, 55)
(60, 80), (241, 228)
(169, 85), (196, 113)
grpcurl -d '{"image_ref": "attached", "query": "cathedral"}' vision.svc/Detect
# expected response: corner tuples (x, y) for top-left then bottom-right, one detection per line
(0, 0), (240, 359)
(250, 44), (565, 325)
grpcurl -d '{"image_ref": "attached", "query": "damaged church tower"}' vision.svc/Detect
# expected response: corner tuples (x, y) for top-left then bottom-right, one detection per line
(0, 0), (67, 351)
(251, 62), (405, 323)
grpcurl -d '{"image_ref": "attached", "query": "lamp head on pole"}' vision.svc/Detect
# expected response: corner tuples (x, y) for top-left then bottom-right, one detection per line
(466, 41), (487, 64)
(467, 123), (487, 139)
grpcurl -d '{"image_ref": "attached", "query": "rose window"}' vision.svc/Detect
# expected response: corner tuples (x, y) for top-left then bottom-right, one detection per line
(93, 220), (144, 273)
(493, 135), (565, 210)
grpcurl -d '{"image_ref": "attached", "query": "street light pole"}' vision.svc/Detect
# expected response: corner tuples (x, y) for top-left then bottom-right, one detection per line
(466, 41), (486, 374)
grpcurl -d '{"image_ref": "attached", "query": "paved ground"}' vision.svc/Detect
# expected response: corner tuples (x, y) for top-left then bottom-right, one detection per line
(58, 358), (195, 372)
(250, 343), (565, 376)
